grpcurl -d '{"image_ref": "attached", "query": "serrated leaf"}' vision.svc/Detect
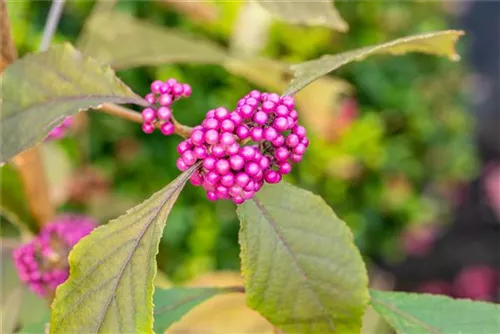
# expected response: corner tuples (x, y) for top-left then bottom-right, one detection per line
(1, 43), (145, 162)
(237, 182), (369, 334)
(284, 30), (464, 95)
(370, 290), (500, 334)
(50, 166), (198, 334)
(79, 11), (228, 69)
(254, 0), (347, 32)
(154, 287), (233, 333)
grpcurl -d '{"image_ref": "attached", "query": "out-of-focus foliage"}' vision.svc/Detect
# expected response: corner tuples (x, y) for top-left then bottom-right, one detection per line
(4, 0), (476, 288)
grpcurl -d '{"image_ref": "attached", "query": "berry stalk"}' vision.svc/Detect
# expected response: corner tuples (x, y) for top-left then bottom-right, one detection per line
(99, 103), (193, 138)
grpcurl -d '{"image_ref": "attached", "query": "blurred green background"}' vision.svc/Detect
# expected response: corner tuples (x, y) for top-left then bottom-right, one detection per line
(2, 0), (478, 310)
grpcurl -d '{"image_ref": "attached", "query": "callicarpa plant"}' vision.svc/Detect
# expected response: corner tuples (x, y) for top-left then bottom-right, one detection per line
(1, 1), (499, 334)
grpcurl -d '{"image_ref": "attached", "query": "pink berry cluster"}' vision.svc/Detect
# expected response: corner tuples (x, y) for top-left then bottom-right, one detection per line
(141, 78), (192, 135)
(12, 214), (96, 297)
(176, 90), (308, 204)
(47, 117), (72, 140)
(417, 265), (500, 302)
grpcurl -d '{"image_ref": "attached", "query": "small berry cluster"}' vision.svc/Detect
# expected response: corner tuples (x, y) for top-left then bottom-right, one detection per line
(13, 215), (96, 297)
(47, 117), (72, 140)
(141, 79), (192, 135)
(176, 90), (308, 204)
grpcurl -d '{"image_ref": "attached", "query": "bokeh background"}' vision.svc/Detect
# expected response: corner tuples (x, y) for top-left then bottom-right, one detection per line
(2, 1), (499, 332)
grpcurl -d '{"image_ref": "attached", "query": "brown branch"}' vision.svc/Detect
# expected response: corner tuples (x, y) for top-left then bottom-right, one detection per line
(99, 103), (193, 139)
(2, 0), (55, 227)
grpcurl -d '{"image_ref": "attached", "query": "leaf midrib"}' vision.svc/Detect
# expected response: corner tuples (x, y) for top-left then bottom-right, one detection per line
(251, 196), (335, 330)
(93, 170), (194, 332)
(370, 297), (442, 334)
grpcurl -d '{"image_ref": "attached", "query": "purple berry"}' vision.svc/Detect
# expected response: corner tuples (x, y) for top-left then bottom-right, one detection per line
(211, 144), (226, 158)
(182, 84), (192, 97)
(294, 143), (306, 155)
(290, 153), (303, 163)
(275, 105), (289, 117)
(275, 147), (290, 161)
(262, 101), (275, 113)
(172, 83), (184, 96)
(220, 173), (235, 187)
(273, 117), (289, 132)
(193, 146), (207, 159)
(207, 192), (218, 201)
(176, 157), (188, 171)
(226, 143), (240, 155)
(229, 112), (242, 126)
(215, 107), (229, 120)
(206, 171), (220, 184)
(236, 173), (250, 187)
(245, 162), (261, 177)
(191, 130), (205, 146)
(245, 97), (258, 108)
(220, 132), (235, 146)
(190, 173), (203, 186)
(204, 118), (219, 130)
(239, 105), (254, 118)
(263, 127), (278, 141)
(259, 156), (271, 170)
(177, 140), (192, 154)
(182, 150), (197, 166)
(293, 125), (306, 138)
(240, 146), (256, 161)
(272, 135), (285, 147)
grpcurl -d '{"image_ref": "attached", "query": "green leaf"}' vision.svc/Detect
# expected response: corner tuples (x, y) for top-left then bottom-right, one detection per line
(370, 290), (500, 334)
(79, 11), (228, 69)
(1, 43), (145, 162)
(255, 0), (348, 32)
(284, 30), (464, 96)
(153, 287), (237, 333)
(50, 165), (198, 334)
(237, 182), (369, 334)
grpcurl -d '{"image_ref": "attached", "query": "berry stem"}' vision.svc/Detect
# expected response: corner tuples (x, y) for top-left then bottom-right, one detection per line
(99, 103), (193, 138)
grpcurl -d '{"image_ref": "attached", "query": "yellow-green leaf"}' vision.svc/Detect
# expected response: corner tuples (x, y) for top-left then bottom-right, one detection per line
(79, 11), (228, 69)
(371, 290), (500, 334)
(237, 182), (369, 334)
(50, 166), (197, 334)
(254, 0), (348, 32)
(284, 30), (464, 95)
(0, 43), (144, 162)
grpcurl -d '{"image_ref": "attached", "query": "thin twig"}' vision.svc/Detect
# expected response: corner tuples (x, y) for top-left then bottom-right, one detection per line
(0, 0), (17, 71)
(40, 0), (66, 51)
(99, 103), (193, 139)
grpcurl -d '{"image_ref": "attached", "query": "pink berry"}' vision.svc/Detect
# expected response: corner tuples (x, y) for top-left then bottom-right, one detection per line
(230, 155), (245, 171)
(286, 134), (300, 148)
(251, 128), (263, 141)
(207, 192), (218, 201)
(159, 94), (173, 106)
(262, 101), (275, 113)
(145, 93), (156, 105)
(205, 118), (219, 130)
(226, 143), (240, 155)
(141, 108), (156, 123)
(239, 105), (254, 118)
(182, 150), (197, 166)
(172, 83), (184, 96)
(220, 173), (235, 187)
(290, 153), (303, 163)
(211, 144), (226, 158)
(264, 170), (281, 184)
(182, 84), (192, 97)
(160, 122), (174, 135)
(273, 117), (289, 132)
(206, 171), (220, 184)
(240, 146), (256, 161)
(157, 107), (172, 121)
(245, 162), (261, 177)
(205, 129), (219, 145)
(275, 147), (290, 161)
(191, 130), (205, 146)
(215, 107), (229, 120)
(236, 173), (250, 187)
(275, 105), (289, 117)
(216, 185), (229, 199)
(203, 156), (217, 170)
(220, 132), (235, 146)
(215, 159), (230, 175)
(142, 123), (155, 134)
(176, 157), (188, 171)
(281, 96), (294, 110)
(190, 173), (203, 186)
(254, 111), (268, 125)
(160, 82), (171, 94)
(193, 146), (207, 159)
(263, 127), (278, 141)
(221, 119), (235, 132)
(294, 143), (306, 155)
(245, 97), (258, 108)
(249, 90), (261, 99)
(259, 156), (270, 170)
(229, 112), (243, 126)
(293, 125), (306, 138)
(272, 135), (285, 147)
(279, 162), (292, 174)
(151, 80), (163, 94)
(232, 196), (245, 205)
(177, 141), (192, 154)
(236, 125), (250, 140)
